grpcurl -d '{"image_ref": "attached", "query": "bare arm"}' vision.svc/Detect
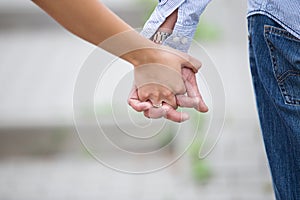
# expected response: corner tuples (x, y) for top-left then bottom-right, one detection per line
(32, 0), (156, 65)
(32, 0), (202, 115)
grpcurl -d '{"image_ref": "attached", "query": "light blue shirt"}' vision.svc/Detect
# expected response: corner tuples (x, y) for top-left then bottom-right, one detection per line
(141, 0), (300, 52)
(247, 0), (300, 40)
(140, 0), (211, 52)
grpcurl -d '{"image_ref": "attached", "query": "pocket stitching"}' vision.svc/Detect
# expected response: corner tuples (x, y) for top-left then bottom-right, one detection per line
(264, 26), (300, 106)
(264, 25), (300, 42)
(277, 70), (300, 83)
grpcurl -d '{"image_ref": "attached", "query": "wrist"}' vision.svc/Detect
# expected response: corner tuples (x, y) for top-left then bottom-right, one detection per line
(121, 45), (160, 67)
(98, 29), (158, 66)
(159, 8), (178, 31)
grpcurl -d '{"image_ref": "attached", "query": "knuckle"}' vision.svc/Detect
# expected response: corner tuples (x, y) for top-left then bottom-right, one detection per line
(189, 56), (202, 67)
(164, 98), (177, 109)
(151, 90), (160, 98)
(175, 85), (186, 94)
(162, 89), (172, 97)
(134, 106), (143, 112)
(194, 97), (200, 105)
(128, 100), (134, 108)
(139, 91), (150, 100)
(165, 113), (181, 123)
(172, 104), (178, 109)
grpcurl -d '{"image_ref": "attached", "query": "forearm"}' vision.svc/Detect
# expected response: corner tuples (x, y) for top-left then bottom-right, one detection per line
(32, 0), (156, 65)
(158, 9), (178, 33)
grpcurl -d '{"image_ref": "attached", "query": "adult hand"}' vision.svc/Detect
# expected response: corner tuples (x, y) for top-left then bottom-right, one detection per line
(177, 67), (208, 112)
(133, 46), (202, 109)
(128, 67), (208, 123)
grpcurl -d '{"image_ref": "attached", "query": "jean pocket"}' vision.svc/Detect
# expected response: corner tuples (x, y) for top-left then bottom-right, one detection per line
(264, 25), (300, 106)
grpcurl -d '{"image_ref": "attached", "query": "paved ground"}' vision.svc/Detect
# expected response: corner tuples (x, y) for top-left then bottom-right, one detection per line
(0, 119), (274, 200)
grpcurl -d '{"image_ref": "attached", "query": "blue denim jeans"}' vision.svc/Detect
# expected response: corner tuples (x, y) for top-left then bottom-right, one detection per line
(248, 15), (300, 199)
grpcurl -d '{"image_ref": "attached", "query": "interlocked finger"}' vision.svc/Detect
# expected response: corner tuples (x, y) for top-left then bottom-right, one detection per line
(177, 68), (208, 112)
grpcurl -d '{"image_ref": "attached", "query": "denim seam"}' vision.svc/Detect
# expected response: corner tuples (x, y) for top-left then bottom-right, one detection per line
(247, 10), (300, 40)
(264, 25), (300, 43)
(264, 28), (300, 106)
(278, 70), (300, 83)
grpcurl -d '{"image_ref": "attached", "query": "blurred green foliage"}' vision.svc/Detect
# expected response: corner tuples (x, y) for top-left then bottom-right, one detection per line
(189, 138), (213, 183)
(187, 110), (213, 183)
(159, 127), (175, 148)
(94, 104), (213, 182)
(135, 0), (157, 23)
(194, 18), (222, 42)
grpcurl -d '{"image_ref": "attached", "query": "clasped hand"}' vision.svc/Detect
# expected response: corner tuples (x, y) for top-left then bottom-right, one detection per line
(128, 46), (208, 122)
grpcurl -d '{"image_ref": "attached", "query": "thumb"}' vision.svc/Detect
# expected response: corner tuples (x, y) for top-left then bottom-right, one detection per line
(181, 55), (202, 73)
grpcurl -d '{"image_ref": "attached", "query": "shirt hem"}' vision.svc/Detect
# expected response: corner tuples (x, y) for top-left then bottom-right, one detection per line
(247, 10), (300, 40)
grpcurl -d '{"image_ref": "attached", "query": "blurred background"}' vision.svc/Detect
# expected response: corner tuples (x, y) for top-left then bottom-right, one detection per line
(0, 0), (275, 199)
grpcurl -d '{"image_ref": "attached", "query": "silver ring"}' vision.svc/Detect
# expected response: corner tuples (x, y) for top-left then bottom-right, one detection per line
(153, 103), (163, 108)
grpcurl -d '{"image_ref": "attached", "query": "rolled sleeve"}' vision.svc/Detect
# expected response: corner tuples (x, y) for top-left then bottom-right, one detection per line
(141, 0), (211, 52)
(140, 0), (185, 39)
(163, 26), (197, 52)
(166, 0), (211, 52)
